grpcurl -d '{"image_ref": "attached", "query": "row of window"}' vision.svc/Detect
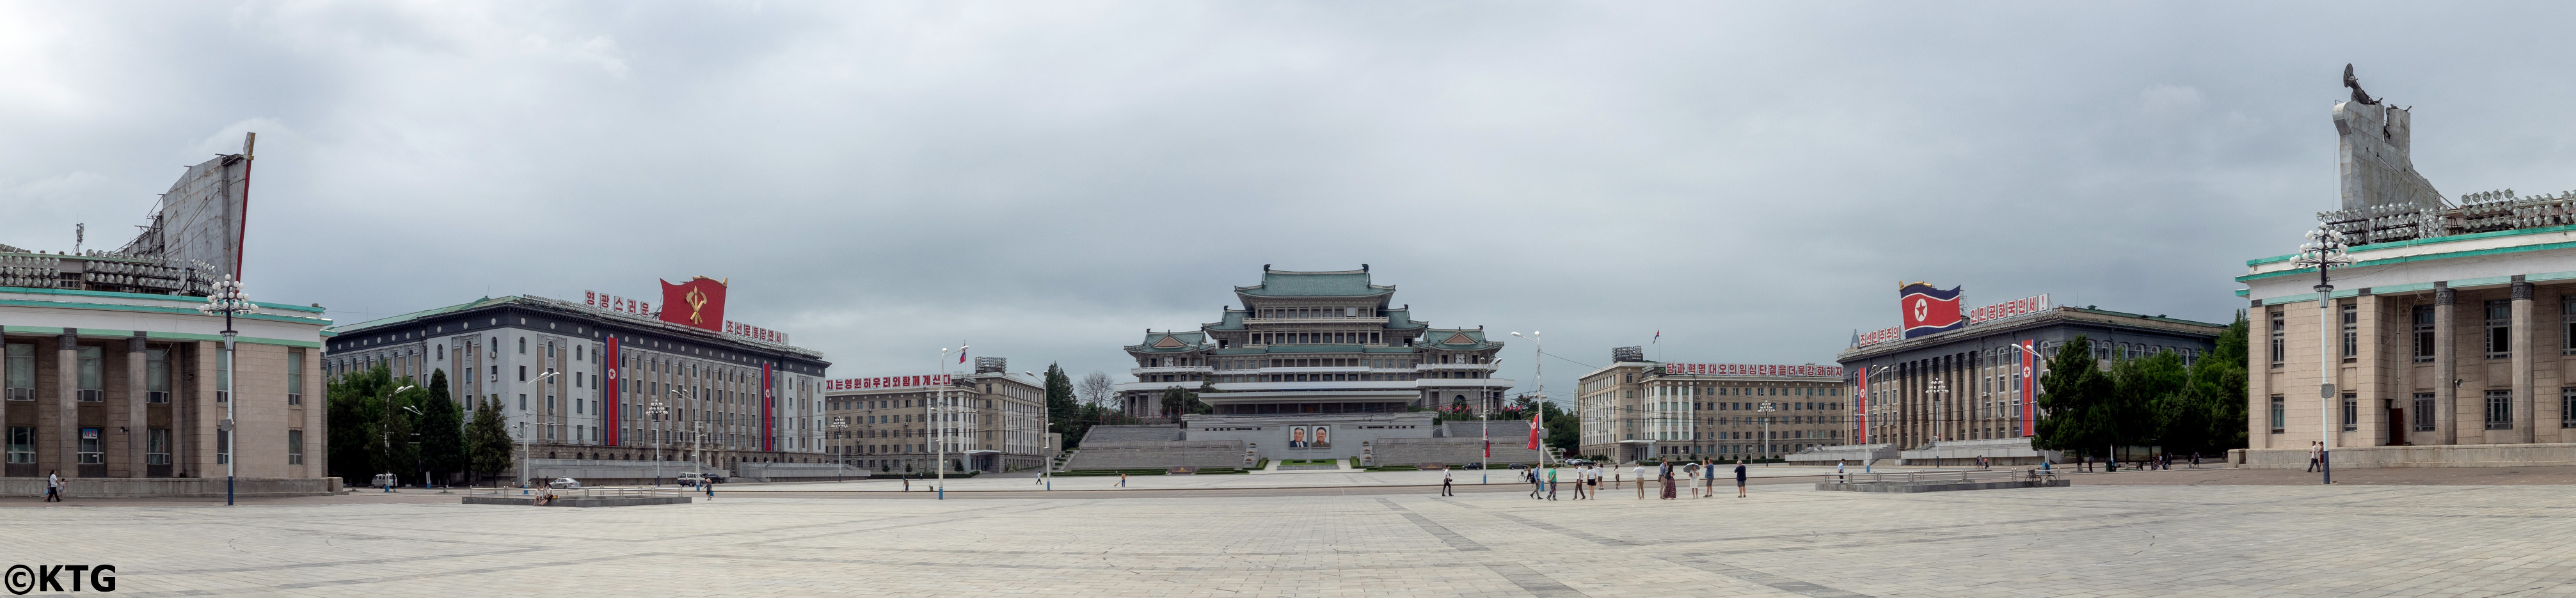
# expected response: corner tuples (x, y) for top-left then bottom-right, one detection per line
(2266, 389), (2576, 432)
(2278, 297), (2576, 366)
(4, 345), (292, 405)
(0, 427), (297, 466)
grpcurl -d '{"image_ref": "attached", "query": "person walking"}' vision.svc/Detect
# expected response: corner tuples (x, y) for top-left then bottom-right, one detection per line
(1440, 469), (1454, 497)
(2306, 441), (2322, 473)
(1574, 465), (1591, 500)
(902, 477), (910, 492)
(1703, 459), (1718, 498)
(1658, 461), (1678, 500)
(1545, 466), (1559, 501)
(1734, 460), (1749, 498)
(1118, 473), (1129, 487)
(1633, 462), (1648, 499)
(704, 477), (716, 500)
(44, 470), (61, 502)
(1587, 464), (1602, 499)
(1529, 467), (1544, 500)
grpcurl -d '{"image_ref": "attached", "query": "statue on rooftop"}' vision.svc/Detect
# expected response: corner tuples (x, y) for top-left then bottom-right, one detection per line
(2342, 64), (2381, 106)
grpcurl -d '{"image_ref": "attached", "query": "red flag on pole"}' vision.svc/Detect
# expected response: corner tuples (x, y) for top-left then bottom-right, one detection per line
(1525, 413), (1541, 450)
(1483, 439), (1491, 458)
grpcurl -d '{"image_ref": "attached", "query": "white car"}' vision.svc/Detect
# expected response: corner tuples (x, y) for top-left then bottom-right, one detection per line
(547, 477), (582, 489)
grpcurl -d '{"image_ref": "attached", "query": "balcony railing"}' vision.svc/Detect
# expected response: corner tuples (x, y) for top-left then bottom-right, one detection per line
(1129, 366), (1212, 375)
(1417, 363), (1497, 370)
(1241, 317), (1389, 324)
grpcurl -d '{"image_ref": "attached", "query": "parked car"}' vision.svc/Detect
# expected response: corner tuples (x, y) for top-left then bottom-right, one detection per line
(675, 473), (704, 487)
(548, 477), (582, 489)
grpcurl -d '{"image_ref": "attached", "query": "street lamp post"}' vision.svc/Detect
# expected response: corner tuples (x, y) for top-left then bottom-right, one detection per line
(521, 372), (558, 488)
(1510, 331), (1544, 469)
(829, 416), (849, 483)
(2294, 226), (2353, 485)
(399, 402), (429, 491)
(1026, 371), (1051, 491)
(935, 346), (964, 500)
(196, 276), (256, 506)
(1758, 401), (1776, 466)
(1925, 377), (1951, 465)
(647, 400), (670, 487)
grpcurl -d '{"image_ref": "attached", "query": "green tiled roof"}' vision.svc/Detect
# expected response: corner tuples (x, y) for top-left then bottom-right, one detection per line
(1125, 331), (1209, 353)
(1418, 328), (1499, 349)
(1204, 310), (1247, 331)
(1236, 269), (1393, 297)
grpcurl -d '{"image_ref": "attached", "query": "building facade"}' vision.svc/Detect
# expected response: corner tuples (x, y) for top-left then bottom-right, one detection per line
(1575, 352), (1847, 463)
(324, 294), (829, 481)
(1833, 306), (2224, 464)
(2239, 75), (2576, 463)
(822, 358), (1050, 474)
(1113, 267), (1515, 460)
(0, 249), (330, 485)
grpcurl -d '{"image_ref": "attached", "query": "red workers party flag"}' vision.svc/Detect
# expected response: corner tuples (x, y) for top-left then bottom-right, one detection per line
(1898, 282), (1966, 339)
(1525, 413), (1542, 450)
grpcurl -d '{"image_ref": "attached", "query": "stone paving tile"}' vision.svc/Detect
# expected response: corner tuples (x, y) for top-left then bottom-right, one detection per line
(5, 484), (2576, 597)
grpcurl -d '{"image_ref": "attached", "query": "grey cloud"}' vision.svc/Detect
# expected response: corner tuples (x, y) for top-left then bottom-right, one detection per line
(4, 1), (2575, 400)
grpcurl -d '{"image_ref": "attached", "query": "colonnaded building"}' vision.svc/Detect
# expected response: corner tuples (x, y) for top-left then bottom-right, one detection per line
(1824, 302), (2224, 466)
(2236, 68), (2576, 468)
(820, 357), (1053, 474)
(0, 136), (340, 497)
(1069, 267), (1539, 470)
(1575, 347), (1849, 464)
(325, 280), (835, 484)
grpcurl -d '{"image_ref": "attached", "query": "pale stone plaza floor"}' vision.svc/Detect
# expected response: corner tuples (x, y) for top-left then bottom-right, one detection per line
(10, 480), (2575, 597)
(722, 465), (1849, 493)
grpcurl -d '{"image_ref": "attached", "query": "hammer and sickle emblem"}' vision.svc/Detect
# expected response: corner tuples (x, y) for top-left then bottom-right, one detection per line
(1912, 297), (1928, 321)
(684, 288), (710, 324)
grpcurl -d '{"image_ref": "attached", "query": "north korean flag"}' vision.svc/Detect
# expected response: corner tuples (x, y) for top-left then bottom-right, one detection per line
(1898, 283), (1966, 339)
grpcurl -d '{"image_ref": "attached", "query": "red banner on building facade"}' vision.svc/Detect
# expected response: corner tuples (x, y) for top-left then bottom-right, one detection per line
(825, 375), (954, 390)
(603, 336), (621, 446)
(761, 363), (775, 452)
(1855, 367), (1870, 445)
(2019, 340), (2037, 437)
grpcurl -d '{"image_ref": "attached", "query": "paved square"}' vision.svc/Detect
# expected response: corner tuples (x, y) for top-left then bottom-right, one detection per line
(9, 482), (2573, 597)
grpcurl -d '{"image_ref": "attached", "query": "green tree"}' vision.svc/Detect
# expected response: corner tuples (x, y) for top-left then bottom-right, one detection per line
(2033, 335), (2114, 459)
(1043, 363), (1088, 449)
(2116, 349), (2186, 454)
(1157, 386), (1205, 426)
(379, 382), (422, 484)
(326, 364), (391, 484)
(465, 397), (514, 485)
(2181, 313), (2252, 453)
(417, 369), (466, 485)
(1540, 400), (1578, 453)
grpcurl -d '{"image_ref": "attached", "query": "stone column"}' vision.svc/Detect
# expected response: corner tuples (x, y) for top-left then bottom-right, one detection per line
(2434, 284), (2456, 445)
(125, 332), (145, 478)
(56, 331), (78, 476)
(2513, 278), (2536, 443)
(305, 349), (324, 478)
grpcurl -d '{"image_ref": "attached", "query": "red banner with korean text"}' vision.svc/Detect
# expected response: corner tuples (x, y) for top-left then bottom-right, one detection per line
(603, 336), (621, 446)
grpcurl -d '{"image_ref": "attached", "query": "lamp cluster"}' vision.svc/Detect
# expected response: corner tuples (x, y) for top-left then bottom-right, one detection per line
(195, 276), (258, 318)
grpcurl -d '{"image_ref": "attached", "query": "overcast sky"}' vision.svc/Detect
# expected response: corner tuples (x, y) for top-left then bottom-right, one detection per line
(6, 2), (2575, 402)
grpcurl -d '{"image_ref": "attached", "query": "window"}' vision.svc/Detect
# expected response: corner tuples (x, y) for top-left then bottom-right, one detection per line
(145, 349), (169, 403)
(77, 428), (101, 464)
(2269, 310), (2286, 366)
(2414, 393), (2436, 432)
(519, 337), (527, 354)
(6, 344), (34, 401)
(2566, 296), (2576, 355)
(2564, 388), (2576, 429)
(287, 349), (305, 405)
(2486, 389), (2513, 430)
(2486, 300), (2512, 359)
(519, 394), (529, 411)
(2269, 395), (2286, 432)
(76, 347), (102, 401)
(437, 344), (445, 360)
(519, 365), (527, 382)
(2414, 306), (2437, 363)
(2341, 393), (2358, 432)
(215, 429), (230, 465)
(288, 430), (305, 465)
(147, 428), (171, 465)
(5, 427), (29, 463)
(2340, 303), (2358, 361)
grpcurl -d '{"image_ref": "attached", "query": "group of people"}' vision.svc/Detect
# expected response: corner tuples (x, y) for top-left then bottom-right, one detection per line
(1635, 459), (1750, 500)
(1439, 460), (1753, 500)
